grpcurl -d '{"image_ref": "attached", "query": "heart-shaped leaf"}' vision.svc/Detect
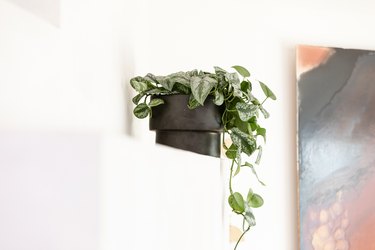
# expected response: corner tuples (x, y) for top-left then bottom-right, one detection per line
(214, 66), (227, 75)
(130, 77), (149, 92)
(132, 93), (144, 105)
(248, 193), (264, 208)
(232, 65), (250, 78)
(236, 102), (258, 122)
(214, 90), (224, 105)
(168, 72), (190, 86)
(241, 80), (252, 92)
(187, 69), (198, 77)
(190, 76), (217, 105)
(225, 73), (242, 97)
(149, 98), (165, 107)
(133, 103), (150, 119)
(228, 192), (245, 213)
(144, 73), (159, 85)
(225, 143), (237, 160)
(244, 203), (256, 226)
(230, 128), (256, 156)
(246, 188), (254, 202)
(187, 94), (201, 109)
(173, 83), (190, 94)
(157, 76), (175, 91)
(259, 81), (276, 100)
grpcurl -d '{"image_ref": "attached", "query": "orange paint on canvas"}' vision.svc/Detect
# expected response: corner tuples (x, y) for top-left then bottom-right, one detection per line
(346, 173), (375, 249)
(349, 213), (375, 249)
(297, 45), (335, 78)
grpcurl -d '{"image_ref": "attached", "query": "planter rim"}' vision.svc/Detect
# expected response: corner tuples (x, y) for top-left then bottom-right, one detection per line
(149, 94), (223, 157)
(149, 94), (224, 132)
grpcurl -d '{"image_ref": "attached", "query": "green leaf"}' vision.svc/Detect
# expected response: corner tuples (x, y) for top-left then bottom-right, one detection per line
(241, 80), (251, 92)
(235, 117), (249, 133)
(236, 102), (258, 122)
(230, 128), (256, 156)
(130, 77), (149, 92)
(246, 188), (254, 203)
(214, 66), (227, 75)
(256, 127), (266, 143)
(248, 193), (264, 208)
(249, 121), (258, 131)
(244, 204), (256, 226)
(259, 105), (270, 119)
(187, 69), (199, 77)
(225, 144), (237, 159)
(255, 145), (262, 165)
(217, 76), (227, 88)
(243, 162), (253, 168)
(173, 83), (190, 94)
(144, 73), (160, 84)
(243, 162), (265, 186)
(157, 76), (175, 91)
(249, 116), (257, 123)
(190, 76), (217, 105)
(149, 98), (165, 107)
(225, 73), (241, 97)
(232, 65), (250, 78)
(213, 90), (224, 106)
(187, 94), (201, 109)
(144, 88), (169, 95)
(168, 72), (190, 86)
(133, 103), (150, 119)
(132, 93), (144, 105)
(259, 82), (276, 100)
(228, 192), (245, 213)
(234, 162), (241, 176)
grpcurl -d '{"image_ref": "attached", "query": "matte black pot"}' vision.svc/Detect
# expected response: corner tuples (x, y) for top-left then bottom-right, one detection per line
(149, 95), (223, 157)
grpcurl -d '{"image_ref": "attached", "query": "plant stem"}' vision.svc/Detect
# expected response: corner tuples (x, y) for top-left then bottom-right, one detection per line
(224, 92), (233, 101)
(261, 97), (268, 105)
(221, 110), (227, 132)
(228, 95), (236, 102)
(222, 132), (226, 149)
(229, 159), (235, 195)
(234, 226), (251, 250)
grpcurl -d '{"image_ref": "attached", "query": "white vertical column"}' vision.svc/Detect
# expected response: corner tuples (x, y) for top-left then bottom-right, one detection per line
(101, 136), (225, 250)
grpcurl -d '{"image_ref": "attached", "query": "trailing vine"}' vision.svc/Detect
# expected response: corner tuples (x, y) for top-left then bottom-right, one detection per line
(130, 66), (276, 250)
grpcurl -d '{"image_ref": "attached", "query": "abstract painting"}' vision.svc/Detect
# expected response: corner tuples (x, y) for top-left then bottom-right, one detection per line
(297, 45), (375, 250)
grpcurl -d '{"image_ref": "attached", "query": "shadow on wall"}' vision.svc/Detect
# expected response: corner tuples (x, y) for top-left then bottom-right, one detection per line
(5, 0), (60, 27)
(121, 42), (135, 136)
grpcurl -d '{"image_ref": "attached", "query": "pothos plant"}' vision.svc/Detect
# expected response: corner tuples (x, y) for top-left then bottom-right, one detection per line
(130, 66), (276, 250)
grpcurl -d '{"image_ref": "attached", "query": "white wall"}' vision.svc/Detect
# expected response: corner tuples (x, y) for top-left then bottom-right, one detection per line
(0, 133), (223, 250)
(0, 132), (101, 250)
(100, 136), (224, 250)
(0, 0), (132, 133)
(132, 0), (375, 249)
(2, 0), (375, 250)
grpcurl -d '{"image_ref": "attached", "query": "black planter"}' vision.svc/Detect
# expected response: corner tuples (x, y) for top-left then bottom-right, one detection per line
(149, 95), (223, 157)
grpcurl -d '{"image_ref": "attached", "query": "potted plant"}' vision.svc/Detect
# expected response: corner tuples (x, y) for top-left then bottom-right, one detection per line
(130, 66), (276, 250)
(148, 93), (224, 157)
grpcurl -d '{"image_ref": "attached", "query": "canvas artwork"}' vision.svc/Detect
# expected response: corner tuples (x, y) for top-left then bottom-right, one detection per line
(297, 45), (375, 250)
